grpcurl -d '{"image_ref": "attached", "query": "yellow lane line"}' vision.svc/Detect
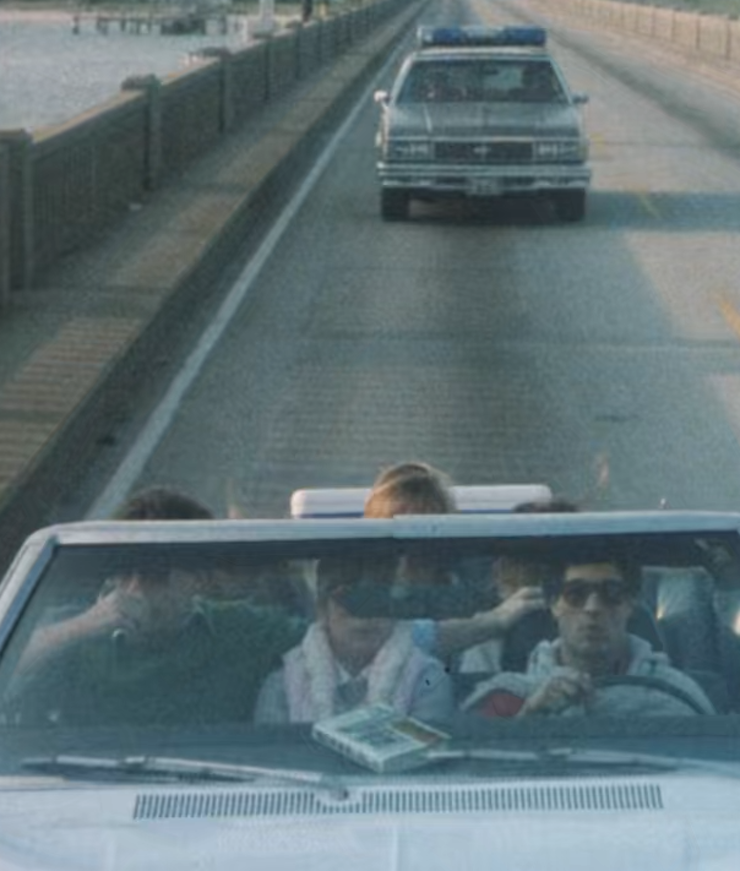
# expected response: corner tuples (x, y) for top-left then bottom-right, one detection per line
(635, 190), (661, 219)
(716, 293), (740, 343)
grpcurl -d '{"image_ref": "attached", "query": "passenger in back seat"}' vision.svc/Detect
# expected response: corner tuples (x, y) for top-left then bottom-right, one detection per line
(362, 462), (547, 662)
(5, 486), (307, 727)
(458, 497), (578, 674)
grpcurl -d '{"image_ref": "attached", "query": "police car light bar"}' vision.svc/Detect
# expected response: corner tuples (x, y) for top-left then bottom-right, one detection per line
(417, 25), (547, 49)
(291, 484), (553, 519)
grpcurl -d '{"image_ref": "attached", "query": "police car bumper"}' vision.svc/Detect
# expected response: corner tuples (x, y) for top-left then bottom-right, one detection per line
(377, 163), (591, 196)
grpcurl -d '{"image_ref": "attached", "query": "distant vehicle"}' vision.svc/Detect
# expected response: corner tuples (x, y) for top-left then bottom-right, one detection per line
(0, 509), (739, 867)
(374, 26), (592, 221)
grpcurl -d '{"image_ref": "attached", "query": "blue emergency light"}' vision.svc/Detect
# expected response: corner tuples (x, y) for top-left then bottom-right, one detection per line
(417, 25), (547, 49)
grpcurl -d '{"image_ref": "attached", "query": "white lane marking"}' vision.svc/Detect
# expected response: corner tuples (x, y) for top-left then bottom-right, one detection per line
(87, 49), (404, 519)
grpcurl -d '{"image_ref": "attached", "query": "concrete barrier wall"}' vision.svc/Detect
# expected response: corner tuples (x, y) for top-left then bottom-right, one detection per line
(636, 6), (654, 36)
(0, 0), (409, 301)
(699, 14), (730, 58)
(0, 132), (33, 292)
(32, 95), (148, 274)
(673, 9), (700, 50)
(297, 20), (324, 79)
(566, 0), (740, 65)
(623, 3), (638, 32)
(268, 31), (300, 99)
(732, 18), (740, 62)
(160, 63), (224, 180)
(654, 8), (674, 42)
(232, 40), (270, 123)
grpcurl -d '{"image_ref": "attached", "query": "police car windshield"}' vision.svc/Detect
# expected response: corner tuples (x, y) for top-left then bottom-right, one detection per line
(397, 58), (566, 104)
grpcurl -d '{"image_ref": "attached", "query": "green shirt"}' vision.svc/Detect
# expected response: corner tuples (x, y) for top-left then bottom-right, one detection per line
(12, 600), (306, 728)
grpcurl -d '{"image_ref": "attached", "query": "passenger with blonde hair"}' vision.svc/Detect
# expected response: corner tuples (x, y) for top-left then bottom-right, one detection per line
(364, 461), (456, 518)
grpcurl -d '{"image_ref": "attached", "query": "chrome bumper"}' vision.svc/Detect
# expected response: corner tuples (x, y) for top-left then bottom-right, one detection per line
(376, 162), (591, 195)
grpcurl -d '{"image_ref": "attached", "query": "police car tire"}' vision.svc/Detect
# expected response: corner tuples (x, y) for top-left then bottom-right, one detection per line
(381, 189), (410, 221)
(553, 191), (586, 222)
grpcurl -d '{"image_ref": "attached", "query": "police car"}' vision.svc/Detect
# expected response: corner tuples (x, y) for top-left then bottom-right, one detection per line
(374, 26), (591, 221)
(0, 493), (739, 868)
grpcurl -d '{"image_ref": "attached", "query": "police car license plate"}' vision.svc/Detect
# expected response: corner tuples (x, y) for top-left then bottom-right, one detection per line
(468, 180), (501, 196)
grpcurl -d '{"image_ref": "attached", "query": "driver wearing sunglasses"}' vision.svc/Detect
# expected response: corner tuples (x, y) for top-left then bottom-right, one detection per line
(464, 557), (715, 718)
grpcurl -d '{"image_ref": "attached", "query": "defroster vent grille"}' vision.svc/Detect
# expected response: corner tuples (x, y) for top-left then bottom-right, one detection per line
(134, 781), (663, 821)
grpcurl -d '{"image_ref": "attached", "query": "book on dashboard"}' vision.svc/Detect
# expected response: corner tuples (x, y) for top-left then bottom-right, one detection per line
(312, 704), (450, 773)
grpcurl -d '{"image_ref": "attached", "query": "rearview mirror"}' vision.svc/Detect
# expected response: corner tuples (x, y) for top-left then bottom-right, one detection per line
(373, 90), (389, 105)
(572, 93), (589, 105)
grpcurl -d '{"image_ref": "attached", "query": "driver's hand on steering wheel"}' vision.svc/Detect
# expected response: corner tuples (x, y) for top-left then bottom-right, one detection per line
(518, 671), (593, 716)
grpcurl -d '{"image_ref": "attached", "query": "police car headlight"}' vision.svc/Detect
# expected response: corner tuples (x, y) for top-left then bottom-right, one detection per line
(534, 140), (586, 161)
(387, 140), (433, 161)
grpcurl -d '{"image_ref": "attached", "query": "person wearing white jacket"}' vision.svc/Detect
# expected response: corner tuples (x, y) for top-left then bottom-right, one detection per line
(464, 557), (715, 718)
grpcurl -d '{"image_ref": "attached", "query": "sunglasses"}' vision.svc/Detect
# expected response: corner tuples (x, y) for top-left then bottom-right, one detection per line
(559, 579), (630, 609)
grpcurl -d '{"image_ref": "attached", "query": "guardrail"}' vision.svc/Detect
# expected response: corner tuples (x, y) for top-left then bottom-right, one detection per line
(558, 0), (740, 63)
(0, 1), (406, 306)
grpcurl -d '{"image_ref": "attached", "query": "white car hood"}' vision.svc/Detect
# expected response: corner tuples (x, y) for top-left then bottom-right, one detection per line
(0, 774), (738, 870)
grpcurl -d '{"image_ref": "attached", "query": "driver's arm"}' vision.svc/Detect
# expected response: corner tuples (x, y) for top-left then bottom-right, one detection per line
(518, 672), (593, 716)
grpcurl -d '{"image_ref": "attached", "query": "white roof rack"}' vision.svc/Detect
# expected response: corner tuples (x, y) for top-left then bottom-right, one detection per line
(290, 484), (553, 519)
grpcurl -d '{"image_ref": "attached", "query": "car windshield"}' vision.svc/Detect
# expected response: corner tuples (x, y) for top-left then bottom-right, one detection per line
(396, 58), (567, 104)
(1, 524), (739, 781)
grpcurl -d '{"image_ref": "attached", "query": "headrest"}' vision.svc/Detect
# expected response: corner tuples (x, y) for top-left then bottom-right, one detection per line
(290, 484), (553, 519)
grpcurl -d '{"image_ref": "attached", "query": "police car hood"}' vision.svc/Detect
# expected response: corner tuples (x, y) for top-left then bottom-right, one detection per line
(0, 774), (738, 870)
(387, 101), (581, 139)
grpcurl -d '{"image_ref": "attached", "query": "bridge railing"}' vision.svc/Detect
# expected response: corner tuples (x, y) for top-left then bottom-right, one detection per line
(555, 0), (740, 63)
(0, 0), (409, 304)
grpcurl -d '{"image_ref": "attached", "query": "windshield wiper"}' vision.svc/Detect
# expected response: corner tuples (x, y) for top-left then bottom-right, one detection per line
(548, 748), (740, 779)
(21, 754), (349, 797)
(427, 746), (740, 778)
(428, 747), (543, 764)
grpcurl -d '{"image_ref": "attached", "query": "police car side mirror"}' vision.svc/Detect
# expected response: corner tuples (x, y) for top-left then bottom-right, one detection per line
(374, 90), (390, 105)
(572, 93), (589, 105)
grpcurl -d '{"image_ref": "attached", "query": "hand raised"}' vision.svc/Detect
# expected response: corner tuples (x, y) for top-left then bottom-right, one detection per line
(76, 582), (150, 639)
(490, 586), (546, 633)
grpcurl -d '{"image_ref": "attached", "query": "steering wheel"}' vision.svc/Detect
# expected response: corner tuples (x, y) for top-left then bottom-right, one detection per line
(589, 675), (709, 716)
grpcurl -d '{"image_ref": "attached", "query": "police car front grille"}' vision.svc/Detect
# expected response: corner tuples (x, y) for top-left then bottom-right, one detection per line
(133, 781), (663, 820)
(435, 141), (533, 163)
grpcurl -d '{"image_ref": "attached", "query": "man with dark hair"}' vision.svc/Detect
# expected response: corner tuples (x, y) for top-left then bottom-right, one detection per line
(465, 556), (714, 717)
(8, 486), (305, 727)
(113, 485), (214, 521)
